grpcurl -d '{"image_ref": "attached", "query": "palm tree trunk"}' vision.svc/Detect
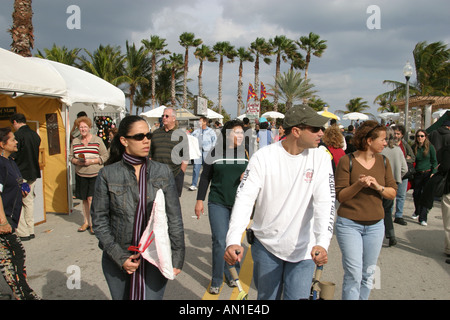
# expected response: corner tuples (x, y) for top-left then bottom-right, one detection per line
(274, 54), (281, 112)
(171, 69), (176, 107)
(151, 55), (156, 109)
(10, 0), (34, 57)
(218, 56), (224, 114)
(198, 60), (203, 97)
(183, 48), (189, 109)
(237, 61), (243, 116)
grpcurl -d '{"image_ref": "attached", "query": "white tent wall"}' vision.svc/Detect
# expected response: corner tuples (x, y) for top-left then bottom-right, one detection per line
(0, 48), (126, 222)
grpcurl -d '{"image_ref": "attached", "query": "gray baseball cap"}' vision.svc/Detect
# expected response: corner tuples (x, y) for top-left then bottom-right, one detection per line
(283, 104), (329, 128)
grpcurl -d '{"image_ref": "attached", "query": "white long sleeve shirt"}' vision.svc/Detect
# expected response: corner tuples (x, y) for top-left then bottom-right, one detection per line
(226, 141), (335, 262)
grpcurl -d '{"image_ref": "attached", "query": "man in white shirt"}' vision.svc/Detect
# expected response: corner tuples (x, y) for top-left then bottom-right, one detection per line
(224, 104), (336, 300)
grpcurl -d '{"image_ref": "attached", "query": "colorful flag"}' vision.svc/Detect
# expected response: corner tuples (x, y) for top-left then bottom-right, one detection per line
(247, 83), (256, 102)
(260, 82), (267, 101)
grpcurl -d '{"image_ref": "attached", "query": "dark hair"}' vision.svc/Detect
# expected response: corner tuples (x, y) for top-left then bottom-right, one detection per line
(105, 115), (148, 165)
(243, 117), (250, 125)
(0, 127), (13, 144)
(394, 124), (405, 136)
(77, 111), (87, 118)
(10, 113), (26, 124)
(348, 124), (354, 132)
(219, 119), (244, 150)
(353, 120), (386, 151)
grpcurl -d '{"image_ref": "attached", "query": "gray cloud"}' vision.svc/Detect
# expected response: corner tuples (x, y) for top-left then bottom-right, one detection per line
(0, 0), (448, 119)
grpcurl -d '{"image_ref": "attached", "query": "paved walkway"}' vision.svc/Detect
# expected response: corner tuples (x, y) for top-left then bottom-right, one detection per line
(2, 165), (449, 300)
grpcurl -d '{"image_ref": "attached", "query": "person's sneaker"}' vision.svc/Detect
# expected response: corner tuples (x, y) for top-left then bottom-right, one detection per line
(209, 286), (220, 295)
(412, 214), (419, 220)
(188, 185), (197, 191)
(420, 221), (428, 226)
(394, 218), (407, 225)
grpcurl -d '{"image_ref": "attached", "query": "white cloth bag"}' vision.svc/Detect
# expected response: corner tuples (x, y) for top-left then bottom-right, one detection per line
(138, 189), (174, 280)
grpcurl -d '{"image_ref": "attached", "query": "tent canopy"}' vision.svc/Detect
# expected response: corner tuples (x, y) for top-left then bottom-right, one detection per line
(0, 48), (125, 111)
(0, 48), (66, 97)
(30, 57), (125, 111)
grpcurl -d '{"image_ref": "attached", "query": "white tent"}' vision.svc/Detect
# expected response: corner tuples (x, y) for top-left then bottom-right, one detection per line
(0, 48), (126, 220)
(30, 57), (126, 111)
(207, 108), (223, 119)
(0, 48), (66, 97)
(342, 112), (369, 121)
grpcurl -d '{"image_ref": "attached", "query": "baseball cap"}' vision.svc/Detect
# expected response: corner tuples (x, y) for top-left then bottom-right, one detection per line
(283, 104), (329, 128)
(259, 117), (268, 123)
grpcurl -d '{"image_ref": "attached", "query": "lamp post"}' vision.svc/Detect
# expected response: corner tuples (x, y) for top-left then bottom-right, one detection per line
(403, 61), (413, 139)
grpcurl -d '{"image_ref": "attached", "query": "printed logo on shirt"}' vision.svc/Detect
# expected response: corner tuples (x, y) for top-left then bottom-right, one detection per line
(304, 169), (314, 183)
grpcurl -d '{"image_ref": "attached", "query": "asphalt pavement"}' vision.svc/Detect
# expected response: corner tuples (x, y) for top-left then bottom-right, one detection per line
(2, 164), (449, 301)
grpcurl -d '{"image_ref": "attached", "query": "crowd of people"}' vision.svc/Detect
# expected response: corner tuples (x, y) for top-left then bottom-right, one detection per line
(0, 107), (449, 300)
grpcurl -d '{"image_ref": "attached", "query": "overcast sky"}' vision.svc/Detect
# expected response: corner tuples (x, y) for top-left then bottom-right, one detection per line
(0, 0), (448, 120)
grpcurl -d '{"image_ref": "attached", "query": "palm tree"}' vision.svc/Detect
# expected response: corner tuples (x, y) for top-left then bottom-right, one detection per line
(297, 32), (327, 80)
(141, 35), (170, 109)
(79, 45), (125, 85)
(36, 44), (81, 66)
(179, 32), (202, 108)
(9, 0), (34, 57)
(268, 70), (317, 110)
(270, 36), (296, 111)
(166, 53), (185, 107)
(213, 41), (237, 114)
(375, 97), (398, 113)
(307, 97), (328, 111)
(336, 97), (371, 115)
(155, 60), (187, 106)
(236, 47), (254, 116)
(250, 38), (273, 102)
(286, 49), (305, 71)
(194, 45), (217, 97)
(376, 41), (450, 101)
(115, 41), (151, 115)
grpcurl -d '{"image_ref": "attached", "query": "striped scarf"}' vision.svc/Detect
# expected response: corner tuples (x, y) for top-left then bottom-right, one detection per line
(123, 152), (147, 300)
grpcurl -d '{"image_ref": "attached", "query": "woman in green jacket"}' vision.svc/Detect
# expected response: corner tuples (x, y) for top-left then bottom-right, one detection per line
(412, 129), (438, 225)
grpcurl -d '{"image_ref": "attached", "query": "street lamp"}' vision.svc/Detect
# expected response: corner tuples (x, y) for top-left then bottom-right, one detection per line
(403, 61), (413, 139)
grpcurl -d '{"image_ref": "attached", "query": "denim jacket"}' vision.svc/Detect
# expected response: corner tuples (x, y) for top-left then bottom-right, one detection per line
(191, 127), (217, 152)
(91, 158), (185, 270)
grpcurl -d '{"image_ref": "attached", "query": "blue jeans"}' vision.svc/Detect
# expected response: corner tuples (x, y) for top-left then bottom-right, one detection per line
(102, 252), (167, 300)
(208, 202), (240, 287)
(336, 216), (384, 300)
(251, 237), (315, 300)
(394, 178), (408, 218)
(191, 151), (208, 187)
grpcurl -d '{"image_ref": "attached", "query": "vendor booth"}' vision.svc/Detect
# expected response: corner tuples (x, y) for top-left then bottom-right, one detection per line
(0, 48), (126, 225)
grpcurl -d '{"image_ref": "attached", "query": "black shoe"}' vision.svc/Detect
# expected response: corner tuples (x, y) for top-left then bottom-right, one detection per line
(394, 218), (407, 225)
(30, 234), (35, 239)
(389, 238), (397, 247)
(446, 259), (450, 264)
(19, 236), (31, 241)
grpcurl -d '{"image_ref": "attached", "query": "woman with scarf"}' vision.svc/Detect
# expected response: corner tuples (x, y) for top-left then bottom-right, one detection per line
(91, 116), (185, 300)
(0, 127), (40, 300)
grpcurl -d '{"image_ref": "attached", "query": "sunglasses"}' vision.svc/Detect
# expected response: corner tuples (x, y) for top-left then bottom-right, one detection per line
(417, 135), (426, 138)
(296, 125), (325, 133)
(124, 132), (151, 141)
(163, 114), (172, 118)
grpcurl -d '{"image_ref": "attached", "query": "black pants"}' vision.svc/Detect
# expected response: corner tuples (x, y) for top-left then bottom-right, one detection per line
(0, 233), (40, 300)
(383, 198), (395, 238)
(413, 171), (431, 222)
(174, 170), (185, 197)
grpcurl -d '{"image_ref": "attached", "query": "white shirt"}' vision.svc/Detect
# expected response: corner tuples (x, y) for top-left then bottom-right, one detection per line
(226, 141), (335, 262)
